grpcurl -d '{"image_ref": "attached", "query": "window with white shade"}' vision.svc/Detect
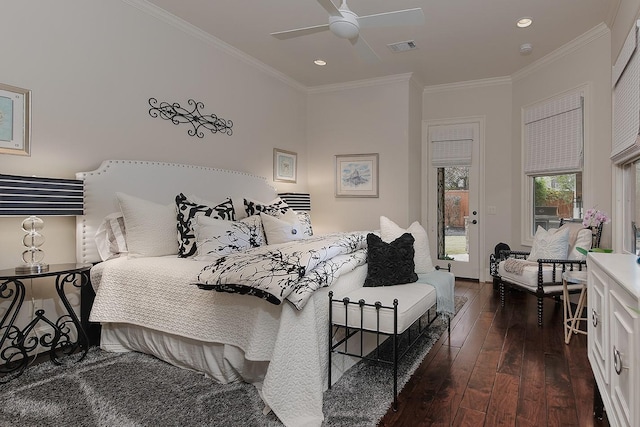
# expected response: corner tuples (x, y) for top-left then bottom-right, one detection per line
(522, 89), (585, 241)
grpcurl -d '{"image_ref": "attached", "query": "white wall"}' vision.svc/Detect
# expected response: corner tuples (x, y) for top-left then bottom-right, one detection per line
(511, 26), (612, 250)
(306, 76), (415, 234)
(0, 1), (307, 332)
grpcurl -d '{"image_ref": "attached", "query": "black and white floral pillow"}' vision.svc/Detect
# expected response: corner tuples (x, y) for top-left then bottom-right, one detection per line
(175, 193), (235, 257)
(193, 214), (265, 260)
(244, 197), (289, 217)
(296, 211), (313, 237)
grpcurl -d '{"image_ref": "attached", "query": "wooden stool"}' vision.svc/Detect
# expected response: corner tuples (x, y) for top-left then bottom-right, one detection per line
(562, 270), (588, 344)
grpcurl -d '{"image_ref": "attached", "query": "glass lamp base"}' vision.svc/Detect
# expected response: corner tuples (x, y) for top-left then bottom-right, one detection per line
(15, 262), (49, 274)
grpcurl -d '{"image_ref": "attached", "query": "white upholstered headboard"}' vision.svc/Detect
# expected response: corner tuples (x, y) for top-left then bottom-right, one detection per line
(76, 160), (278, 264)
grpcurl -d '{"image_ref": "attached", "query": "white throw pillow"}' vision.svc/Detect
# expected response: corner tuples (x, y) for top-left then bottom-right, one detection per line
(527, 226), (570, 261)
(194, 214), (265, 260)
(260, 212), (305, 245)
(116, 192), (178, 258)
(379, 216), (435, 273)
(568, 228), (593, 260)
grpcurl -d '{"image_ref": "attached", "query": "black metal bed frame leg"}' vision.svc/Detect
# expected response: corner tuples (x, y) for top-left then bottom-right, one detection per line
(392, 299), (398, 411)
(328, 291), (333, 389)
(500, 282), (505, 307)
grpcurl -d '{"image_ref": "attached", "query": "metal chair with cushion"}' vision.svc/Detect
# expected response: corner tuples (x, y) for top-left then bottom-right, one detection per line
(489, 219), (603, 326)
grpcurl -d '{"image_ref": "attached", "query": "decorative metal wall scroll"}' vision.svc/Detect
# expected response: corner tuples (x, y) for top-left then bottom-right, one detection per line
(148, 98), (233, 138)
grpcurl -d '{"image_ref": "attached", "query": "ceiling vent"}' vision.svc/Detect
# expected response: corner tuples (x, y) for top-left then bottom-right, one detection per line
(387, 40), (417, 53)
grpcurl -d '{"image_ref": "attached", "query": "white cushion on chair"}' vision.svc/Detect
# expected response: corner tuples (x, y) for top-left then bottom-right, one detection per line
(498, 262), (585, 294)
(331, 282), (437, 334)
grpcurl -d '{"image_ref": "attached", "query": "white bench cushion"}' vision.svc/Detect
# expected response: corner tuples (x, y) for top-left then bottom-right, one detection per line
(331, 282), (437, 334)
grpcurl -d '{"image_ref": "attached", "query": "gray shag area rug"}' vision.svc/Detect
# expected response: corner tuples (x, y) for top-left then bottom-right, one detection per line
(0, 296), (465, 427)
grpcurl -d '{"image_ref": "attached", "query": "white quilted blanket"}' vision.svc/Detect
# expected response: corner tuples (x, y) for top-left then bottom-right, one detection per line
(90, 254), (368, 426)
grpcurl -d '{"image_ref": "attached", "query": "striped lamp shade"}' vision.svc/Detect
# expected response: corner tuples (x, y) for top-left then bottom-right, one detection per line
(0, 174), (84, 216)
(278, 192), (311, 211)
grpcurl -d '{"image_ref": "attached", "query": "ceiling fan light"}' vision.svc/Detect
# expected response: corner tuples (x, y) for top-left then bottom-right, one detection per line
(329, 9), (359, 39)
(517, 17), (533, 28)
(314, 59), (327, 66)
(329, 20), (359, 39)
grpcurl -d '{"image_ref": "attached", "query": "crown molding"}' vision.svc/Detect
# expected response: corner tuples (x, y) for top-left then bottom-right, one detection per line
(512, 22), (610, 82)
(424, 76), (512, 94)
(121, 0), (307, 93)
(307, 73), (414, 94)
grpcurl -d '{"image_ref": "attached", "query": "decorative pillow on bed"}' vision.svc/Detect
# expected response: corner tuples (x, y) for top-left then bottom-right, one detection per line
(380, 216), (434, 273)
(244, 197), (289, 217)
(527, 226), (571, 261)
(364, 232), (418, 287)
(260, 212), (305, 245)
(175, 193), (236, 258)
(294, 211), (313, 237)
(116, 192), (178, 258)
(95, 212), (128, 261)
(193, 214), (264, 260)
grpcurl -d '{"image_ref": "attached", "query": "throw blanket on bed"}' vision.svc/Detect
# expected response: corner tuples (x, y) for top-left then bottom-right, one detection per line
(503, 258), (538, 275)
(195, 232), (368, 309)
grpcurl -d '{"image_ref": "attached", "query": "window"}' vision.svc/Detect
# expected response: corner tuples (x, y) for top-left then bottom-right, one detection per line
(438, 166), (469, 261)
(622, 158), (640, 253)
(532, 173), (582, 233)
(522, 88), (584, 243)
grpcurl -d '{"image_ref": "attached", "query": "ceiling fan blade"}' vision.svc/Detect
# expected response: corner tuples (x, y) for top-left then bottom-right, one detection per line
(350, 35), (379, 63)
(358, 8), (424, 28)
(271, 24), (330, 40)
(316, 0), (342, 17)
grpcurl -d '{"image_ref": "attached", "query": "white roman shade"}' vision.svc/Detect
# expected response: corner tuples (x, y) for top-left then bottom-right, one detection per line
(430, 123), (474, 167)
(523, 91), (583, 175)
(611, 20), (640, 165)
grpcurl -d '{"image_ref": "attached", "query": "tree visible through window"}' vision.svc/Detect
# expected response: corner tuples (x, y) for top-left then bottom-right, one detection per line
(533, 172), (582, 233)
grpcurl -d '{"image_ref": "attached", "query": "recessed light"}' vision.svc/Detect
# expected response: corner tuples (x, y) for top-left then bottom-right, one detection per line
(517, 17), (533, 28)
(314, 59), (327, 66)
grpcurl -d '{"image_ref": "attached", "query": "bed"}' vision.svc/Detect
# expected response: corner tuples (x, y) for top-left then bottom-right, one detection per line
(76, 160), (453, 427)
(76, 160), (376, 427)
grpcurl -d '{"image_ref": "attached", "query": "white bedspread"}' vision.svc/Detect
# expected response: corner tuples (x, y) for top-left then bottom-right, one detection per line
(90, 255), (367, 426)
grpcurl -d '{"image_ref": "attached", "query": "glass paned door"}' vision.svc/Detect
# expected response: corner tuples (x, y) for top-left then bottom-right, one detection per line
(426, 120), (481, 280)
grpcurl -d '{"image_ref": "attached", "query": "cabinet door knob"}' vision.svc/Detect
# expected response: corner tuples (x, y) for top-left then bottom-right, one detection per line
(591, 309), (598, 327)
(613, 346), (627, 375)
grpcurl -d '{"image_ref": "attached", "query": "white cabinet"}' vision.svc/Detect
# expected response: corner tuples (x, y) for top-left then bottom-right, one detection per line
(587, 253), (640, 427)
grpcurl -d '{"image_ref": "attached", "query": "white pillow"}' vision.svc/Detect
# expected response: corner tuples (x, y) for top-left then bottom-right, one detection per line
(194, 214), (265, 260)
(568, 228), (593, 260)
(379, 216), (435, 273)
(527, 226), (570, 261)
(95, 212), (128, 261)
(260, 212), (305, 245)
(116, 192), (178, 258)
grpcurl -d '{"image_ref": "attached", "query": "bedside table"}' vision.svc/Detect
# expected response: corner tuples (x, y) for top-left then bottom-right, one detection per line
(0, 263), (92, 382)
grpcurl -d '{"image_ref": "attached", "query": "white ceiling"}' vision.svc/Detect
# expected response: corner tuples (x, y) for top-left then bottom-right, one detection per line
(146, 0), (618, 88)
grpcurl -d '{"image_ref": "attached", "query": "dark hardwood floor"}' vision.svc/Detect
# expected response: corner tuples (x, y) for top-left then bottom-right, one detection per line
(379, 280), (609, 427)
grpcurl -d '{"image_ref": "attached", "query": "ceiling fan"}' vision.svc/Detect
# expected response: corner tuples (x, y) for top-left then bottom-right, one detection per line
(270, 0), (424, 62)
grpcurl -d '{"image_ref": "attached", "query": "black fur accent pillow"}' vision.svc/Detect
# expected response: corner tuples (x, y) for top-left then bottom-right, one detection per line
(364, 232), (418, 287)
(175, 193), (235, 257)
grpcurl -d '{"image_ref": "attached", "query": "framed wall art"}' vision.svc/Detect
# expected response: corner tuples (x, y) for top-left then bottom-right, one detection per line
(335, 153), (379, 198)
(273, 148), (297, 183)
(0, 83), (31, 156)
